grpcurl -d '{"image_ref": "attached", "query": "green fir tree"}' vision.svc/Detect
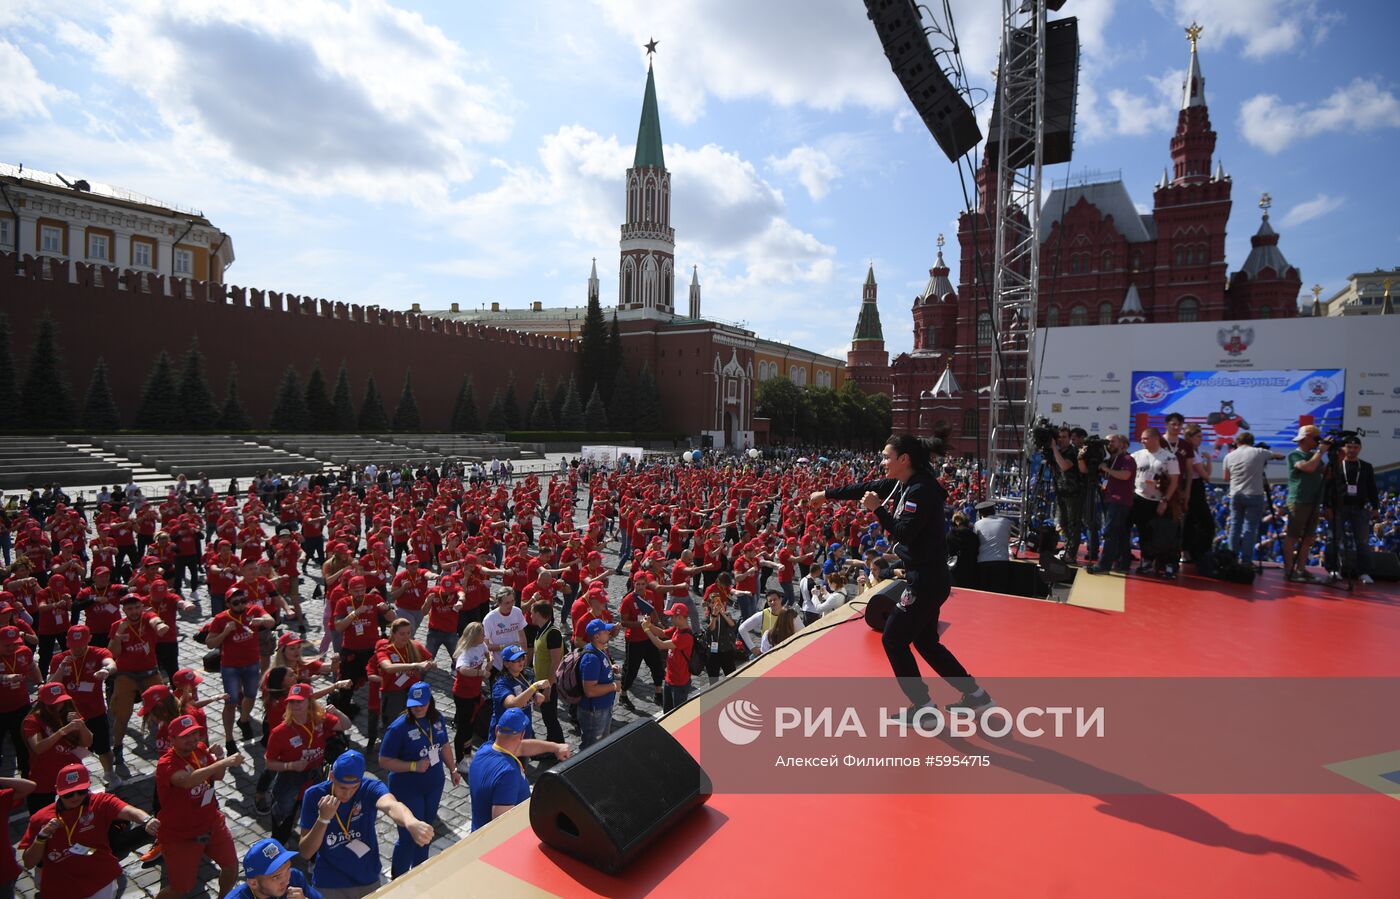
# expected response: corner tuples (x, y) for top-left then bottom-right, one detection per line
(358, 374), (389, 431)
(391, 370), (421, 431)
(79, 356), (122, 431)
(20, 316), (76, 429)
(134, 350), (180, 431)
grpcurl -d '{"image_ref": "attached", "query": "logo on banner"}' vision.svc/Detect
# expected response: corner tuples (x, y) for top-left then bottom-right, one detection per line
(1217, 325), (1254, 357)
(1304, 377), (1339, 405)
(1135, 376), (1169, 404)
(719, 700), (764, 745)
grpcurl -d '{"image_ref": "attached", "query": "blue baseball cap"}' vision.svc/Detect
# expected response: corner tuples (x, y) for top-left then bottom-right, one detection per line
(828, 542), (843, 553)
(496, 707), (529, 734)
(501, 645), (526, 662)
(244, 837), (297, 878)
(332, 750), (365, 784)
(406, 681), (433, 708)
(585, 619), (616, 636)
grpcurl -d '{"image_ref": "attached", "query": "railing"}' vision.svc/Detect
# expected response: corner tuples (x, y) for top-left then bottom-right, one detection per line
(0, 162), (205, 217)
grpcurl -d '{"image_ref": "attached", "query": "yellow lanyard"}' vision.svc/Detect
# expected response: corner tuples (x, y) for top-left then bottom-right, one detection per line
(490, 743), (525, 778)
(57, 803), (85, 846)
(333, 804), (356, 841)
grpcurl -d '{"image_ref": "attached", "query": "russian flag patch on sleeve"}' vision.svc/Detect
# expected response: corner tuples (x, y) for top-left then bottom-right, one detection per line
(903, 501), (918, 512)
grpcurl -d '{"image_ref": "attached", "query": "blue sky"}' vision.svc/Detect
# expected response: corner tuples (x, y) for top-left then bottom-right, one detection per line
(3, 0), (1397, 358)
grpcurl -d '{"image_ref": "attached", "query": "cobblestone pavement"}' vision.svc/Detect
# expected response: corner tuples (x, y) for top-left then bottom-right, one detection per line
(6, 460), (701, 897)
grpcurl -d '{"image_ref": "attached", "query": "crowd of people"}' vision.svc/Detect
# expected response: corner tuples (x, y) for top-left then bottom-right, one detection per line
(0, 430), (1391, 898)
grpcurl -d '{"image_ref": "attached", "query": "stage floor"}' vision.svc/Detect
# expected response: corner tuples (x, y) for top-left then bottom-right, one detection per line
(381, 568), (1400, 898)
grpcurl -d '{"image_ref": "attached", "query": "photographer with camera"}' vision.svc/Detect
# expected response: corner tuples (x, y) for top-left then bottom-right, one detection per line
(1323, 435), (1379, 585)
(1087, 435), (1137, 575)
(1283, 426), (1327, 583)
(1050, 427), (1088, 564)
(1130, 428), (1180, 578)
(1222, 432), (1285, 564)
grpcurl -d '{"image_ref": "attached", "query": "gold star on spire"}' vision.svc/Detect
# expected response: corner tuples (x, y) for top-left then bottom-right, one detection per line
(936, 233), (945, 249)
(1259, 192), (1272, 215)
(1185, 22), (1203, 50)
(644, 38), (659, 58)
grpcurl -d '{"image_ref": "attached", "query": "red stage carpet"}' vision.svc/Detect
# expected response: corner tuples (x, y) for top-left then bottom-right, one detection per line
(381, 569), (1400, 898)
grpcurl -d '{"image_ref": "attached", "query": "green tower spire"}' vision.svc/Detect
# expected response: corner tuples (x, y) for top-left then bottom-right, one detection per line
(634, 62), (665, 169)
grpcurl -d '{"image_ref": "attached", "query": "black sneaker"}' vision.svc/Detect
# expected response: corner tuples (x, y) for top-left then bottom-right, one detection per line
(1136, 563), (1156, 576)
(237, 718), (254, 739)
(886, 702), (940, 726)
(254, 793), (272, 816)
(947, 689), (994, 714)
(226, 740), (239, 755)
(1160, 566), (1178, 580)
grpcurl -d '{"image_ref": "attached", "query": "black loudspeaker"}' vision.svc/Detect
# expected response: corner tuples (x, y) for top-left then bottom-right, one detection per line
(1008, 560), (1049, 598)
(530, 718), (711, 873)
(986, 16), (1079, 167)
(864, 0), (981, 162)
(863, 578), (906, 631)
(1036, 525), (1060, 557)
(1365, 550), (1400, 582)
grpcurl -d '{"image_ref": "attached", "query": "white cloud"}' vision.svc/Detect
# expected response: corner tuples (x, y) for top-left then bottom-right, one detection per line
(1104, 68), (1184, 137)
(51, 0), (513, 199)
(768, 146), (841, 200)
(1155, 0), (1342, 59)
(1280, 193), (1345, 228)
(1240, 78), (1400, 154)
(0, 39), (70, 119)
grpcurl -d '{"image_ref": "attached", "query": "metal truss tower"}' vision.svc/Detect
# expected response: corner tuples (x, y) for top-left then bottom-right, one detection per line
(985, 0), (1047, 548)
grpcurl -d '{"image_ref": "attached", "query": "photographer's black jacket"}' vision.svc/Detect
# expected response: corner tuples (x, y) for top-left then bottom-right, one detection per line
(1330, 457), (1379, 508)
(825, 469), (950, 593)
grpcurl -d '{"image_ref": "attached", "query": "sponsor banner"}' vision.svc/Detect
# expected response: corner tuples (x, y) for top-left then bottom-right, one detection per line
(1131, 369), (1345, 453)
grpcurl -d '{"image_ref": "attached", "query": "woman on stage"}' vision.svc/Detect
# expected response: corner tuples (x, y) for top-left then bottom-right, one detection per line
(810, 433), (991, 722)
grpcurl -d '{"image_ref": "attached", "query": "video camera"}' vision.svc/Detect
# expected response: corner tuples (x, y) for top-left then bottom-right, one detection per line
(1081, 435), (1109, 468)
(1030, 417), (1060, 455)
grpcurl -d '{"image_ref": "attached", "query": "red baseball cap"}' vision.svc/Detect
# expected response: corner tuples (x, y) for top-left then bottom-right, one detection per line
(405, 556), (420, 565)
(286, 683), (314, 702)
(170, 714), (205, 738)
(67, 624), (91, 639)
(55, 763), (91, 796)
(151, 579), (169, 593)
(138, 683), (172, 716)
(141, 556), (160, 566)
(172, 668), (203, 688)
(93, 566), (111, 577)
(38, 682), (73, 706)
(0, 626), (19, 644)
(348, 576), (367, 589)
(665, 602), (689, 617)
(277, 632), (304, 649)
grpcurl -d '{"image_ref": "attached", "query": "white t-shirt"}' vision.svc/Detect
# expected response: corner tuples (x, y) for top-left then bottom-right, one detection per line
(455, 642), (489, 675)
(482, 606), (527, 669)
(1132, 447), (1180, 501)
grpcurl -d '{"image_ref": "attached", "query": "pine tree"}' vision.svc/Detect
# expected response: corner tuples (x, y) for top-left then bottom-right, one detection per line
(218, 365), (252, 431)
(559, 375), (585, 430)
(358, 374), (389, 432)
(134, 350), (180, 431)
(501, 371), (521, 430)
(269, 366), (309, 431)
(176, 338), (219, 431)
(550, 375), (568, 425)
(608, 364), (634, 431)
(20, 316), (76, 429)
(603, 311), (623, 404)
(391, 370), (421, 431)
(578, 292), (608, 400)
(450, 374), (479, 432)
(0, 312), (21, 427)
(80, 356), (122, 431)
(526, 376), (553, 430)
(331, 363), (357, 433)
(584, 384), (609, 432)
(304, 362), (336, 432)
(634, 363), (664, 433)
(484, 388), (508, 431)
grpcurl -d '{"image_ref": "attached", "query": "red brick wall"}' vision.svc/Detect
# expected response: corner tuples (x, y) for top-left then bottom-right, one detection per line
(0, 253), (578, 430)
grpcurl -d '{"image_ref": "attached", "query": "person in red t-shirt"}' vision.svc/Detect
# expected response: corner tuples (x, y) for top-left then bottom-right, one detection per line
(106, 594), (169, 764)
(616, 582), (664, 710)
(389, 556), (432, 635)
(146, 579), (193, 680)
(50, 623), (118, 785)
(374, 619), (435, 731)
(642, 603), (695, 713)
(264, 683), (346, 845)
(207, 589), (275, 753)
(32, 586), (73, 677)
(155, 715), (243, 899)
(22, 682), (92, 813)
(20, 763), (159, 899)
(0, 774), (36, 894)
(330, 576), (395, 721)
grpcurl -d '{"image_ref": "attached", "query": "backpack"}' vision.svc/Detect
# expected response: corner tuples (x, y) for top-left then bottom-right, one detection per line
(685, 631), (709, 677)
(554, 645), (585, 706)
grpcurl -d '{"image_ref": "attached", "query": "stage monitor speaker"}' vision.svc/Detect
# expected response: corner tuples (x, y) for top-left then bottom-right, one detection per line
(863, 578), (906, 631)
(864, 0), (981, 162)
(1009, 560), (1049, 598)
(986, 16), (1079, 167)
(1365, 549), (1400, 582)
(530, 718), (711, 873)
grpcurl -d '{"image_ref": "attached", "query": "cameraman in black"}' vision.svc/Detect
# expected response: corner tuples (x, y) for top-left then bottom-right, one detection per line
(1050, 427), (1089, 564)
(1323, 435), (1379, 585)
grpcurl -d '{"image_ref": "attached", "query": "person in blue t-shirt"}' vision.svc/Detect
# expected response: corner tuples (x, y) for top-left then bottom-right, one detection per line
(224, 837), (323, 899)
(488, 645), (548, 742)
(468, 708), (570, 831)
(377, 682), (459, 879)
(297, 750), (433, 899)
(577, 619), (620, 749)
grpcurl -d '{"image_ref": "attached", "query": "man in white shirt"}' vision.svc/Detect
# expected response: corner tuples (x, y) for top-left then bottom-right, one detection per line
(1221, 432), (1284, 563)
(973, 501), (1012, 594)
(1130, 428), (1180, 577)
(482, 589), (528, 670)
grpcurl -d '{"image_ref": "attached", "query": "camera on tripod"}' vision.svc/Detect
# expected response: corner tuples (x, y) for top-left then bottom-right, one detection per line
(1081, 435), (1109, 468)
(1031, 417), (1059, 455)
(1320, 428), (1362, 457)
